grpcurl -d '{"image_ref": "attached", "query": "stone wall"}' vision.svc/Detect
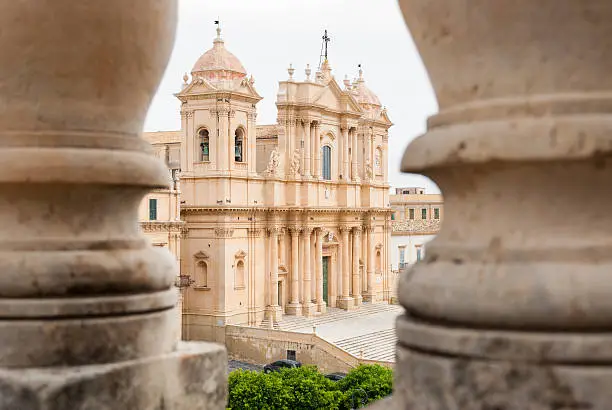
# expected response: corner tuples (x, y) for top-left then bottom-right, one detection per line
(225, 325), (393, 374)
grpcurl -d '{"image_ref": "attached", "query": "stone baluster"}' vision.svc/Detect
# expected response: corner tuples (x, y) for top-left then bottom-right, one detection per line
(0, 1), (226, 408)
(267, 227), (282, 322)
(392, 1), (612, 408)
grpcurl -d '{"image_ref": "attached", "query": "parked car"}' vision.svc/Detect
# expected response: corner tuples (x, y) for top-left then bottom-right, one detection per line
(263, 359), (302, 373)
(325, 372), (347, 381)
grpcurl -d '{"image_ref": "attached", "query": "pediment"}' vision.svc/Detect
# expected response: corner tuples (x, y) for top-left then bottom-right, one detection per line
(312, 78), (362, 114)
(194, 250), (210, 260)
(177, 77), (217, 96)
(379, 108), (393, 126)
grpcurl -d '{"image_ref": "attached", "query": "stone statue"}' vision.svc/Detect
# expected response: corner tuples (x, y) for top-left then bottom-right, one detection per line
(265, 149), (280, 176)
(290, 148), (301, 176)
(365, 159), (373, 180)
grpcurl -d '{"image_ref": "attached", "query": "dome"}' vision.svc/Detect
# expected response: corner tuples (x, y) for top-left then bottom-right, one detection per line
(191, 27), (247, 82)
(353, 69), (381, 108)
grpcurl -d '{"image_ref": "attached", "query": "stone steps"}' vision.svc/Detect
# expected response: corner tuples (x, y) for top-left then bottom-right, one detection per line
(333, 329), (397, 362)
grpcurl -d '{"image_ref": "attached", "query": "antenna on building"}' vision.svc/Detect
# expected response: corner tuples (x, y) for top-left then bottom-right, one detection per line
(318, 29), (331, 69)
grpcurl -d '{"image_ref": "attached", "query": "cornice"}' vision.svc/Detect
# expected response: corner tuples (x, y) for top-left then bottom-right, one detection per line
(181, 206), (391, 215)
(140, 221), (185, 233)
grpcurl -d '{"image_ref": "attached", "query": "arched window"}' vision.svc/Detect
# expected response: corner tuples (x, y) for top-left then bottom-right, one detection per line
(199, 129), (209, 162)
(236, 260), (245, 288)
(322, 145), (332, 180)
(235, 128), (245, 162)
(195, 261), (208, 287)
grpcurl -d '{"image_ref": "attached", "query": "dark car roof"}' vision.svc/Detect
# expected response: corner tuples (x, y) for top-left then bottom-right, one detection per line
(275, 359), (300, 365)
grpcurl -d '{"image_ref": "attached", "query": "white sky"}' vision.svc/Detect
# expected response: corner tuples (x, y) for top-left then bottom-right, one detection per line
(144, 0), (440, 193)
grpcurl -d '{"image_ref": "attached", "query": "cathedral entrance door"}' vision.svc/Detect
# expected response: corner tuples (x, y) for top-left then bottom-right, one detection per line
(322, 256), (330, 304)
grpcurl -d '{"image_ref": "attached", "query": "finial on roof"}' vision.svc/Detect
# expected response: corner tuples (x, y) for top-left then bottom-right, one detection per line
(182, 72), (189, 84)
(214, 20), (222, 42)
(249, 74), (255, 85)
(288, 63), (295, 81)
(358, 64), (363, 81)
(305, 64), (312, 81)
(343, 74), (350, 89)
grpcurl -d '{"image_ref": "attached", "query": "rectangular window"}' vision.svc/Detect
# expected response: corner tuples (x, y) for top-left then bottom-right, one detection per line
(409, 208), (415, 220)
(434, 208), (440, 220)
(287, 350), (296, 361)
(149, 198), (157, 221)
(421, 208), (427, 219)
(391, 213), (395, 220)
(399, 248), (405, 264)
(416, 248), (422, 262)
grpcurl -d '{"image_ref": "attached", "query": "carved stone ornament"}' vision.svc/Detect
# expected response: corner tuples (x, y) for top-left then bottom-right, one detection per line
(214, 227), (234, 238)
(289, 148), (301, 176)
(265, 149), (280, 176)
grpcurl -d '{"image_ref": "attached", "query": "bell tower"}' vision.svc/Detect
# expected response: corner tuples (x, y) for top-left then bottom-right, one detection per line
(175, 25), (262, 206)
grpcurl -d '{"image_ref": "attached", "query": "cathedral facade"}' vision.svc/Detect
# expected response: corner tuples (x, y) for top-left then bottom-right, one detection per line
(141, 28), (393, 342)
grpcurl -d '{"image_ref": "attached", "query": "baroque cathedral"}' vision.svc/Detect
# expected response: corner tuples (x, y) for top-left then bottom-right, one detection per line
(139, 27), (393, 342)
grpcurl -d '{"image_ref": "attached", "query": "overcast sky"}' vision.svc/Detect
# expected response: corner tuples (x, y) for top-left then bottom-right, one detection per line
(144, 0), (439, 193)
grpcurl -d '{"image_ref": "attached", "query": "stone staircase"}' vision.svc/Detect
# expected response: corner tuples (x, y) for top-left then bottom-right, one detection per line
(255, 303), (402, 362)
(333, 329), (397, 362)
(259, 303), (401, 333)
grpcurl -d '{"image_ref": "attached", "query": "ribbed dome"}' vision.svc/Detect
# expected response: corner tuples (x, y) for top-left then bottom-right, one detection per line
(191, 28), (247, 82)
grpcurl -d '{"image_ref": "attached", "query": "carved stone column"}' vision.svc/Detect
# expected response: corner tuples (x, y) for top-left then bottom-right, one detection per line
(301, 227), (316, 316)
(315, 228), (326, 313)
(286, 227), (302, 315)
(351, 226), (362, 306)
(341, 126), (350, 180)
(337, 226), (354, 310)
(304, 120), (311, 178)
(394, 1), (612, 408)
(363, 225), (376, 302)
(266, 227), (282, 322)
(0, 1), (226, 408)
(350, 128), (360, 182)
(313, 122), (321, 178)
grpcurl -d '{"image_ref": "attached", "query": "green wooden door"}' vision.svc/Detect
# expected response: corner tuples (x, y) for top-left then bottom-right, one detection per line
(322, 256), (329, 304)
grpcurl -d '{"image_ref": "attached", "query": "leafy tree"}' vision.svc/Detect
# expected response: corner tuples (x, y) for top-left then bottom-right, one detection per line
(337, 365), (393, 409)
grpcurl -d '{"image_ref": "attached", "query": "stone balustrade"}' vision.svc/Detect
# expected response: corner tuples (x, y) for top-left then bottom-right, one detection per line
(0, 1), (226, 408)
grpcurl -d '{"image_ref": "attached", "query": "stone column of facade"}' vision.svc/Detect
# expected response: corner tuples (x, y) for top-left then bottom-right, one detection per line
(218, 107), (229, 170)
(341, 126), (350, 180)
(266, 227), (282, 322)
(228, 109), (235, 170)
(350, 128), (359, 182)
(279, 228), (286, 267)
(301, 227), (316, 316)
(315, 228), (326, 313)
(351, 226), (362, 306)
(363, 225), (376, 302)
(299, 119), (306, 177)
(286, 227), (302, 315)
(303, 120), (311, 178)
(337, 226), (354, 310)
(390, 1), (612, 409)
(313, 122), (321, 178)
(0, 1), (227, 408)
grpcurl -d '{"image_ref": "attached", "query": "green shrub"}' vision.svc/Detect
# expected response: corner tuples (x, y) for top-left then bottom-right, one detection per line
(227, 364), (392, 410)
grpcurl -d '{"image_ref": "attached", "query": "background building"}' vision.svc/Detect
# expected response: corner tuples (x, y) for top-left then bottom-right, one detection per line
(390, 187), (443, 270)
(139, 27), (393, 343)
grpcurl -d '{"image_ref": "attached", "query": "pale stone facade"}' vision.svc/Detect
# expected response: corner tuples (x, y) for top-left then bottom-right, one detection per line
(141, 28), (393, 343)
(390, 187), (443, 269)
